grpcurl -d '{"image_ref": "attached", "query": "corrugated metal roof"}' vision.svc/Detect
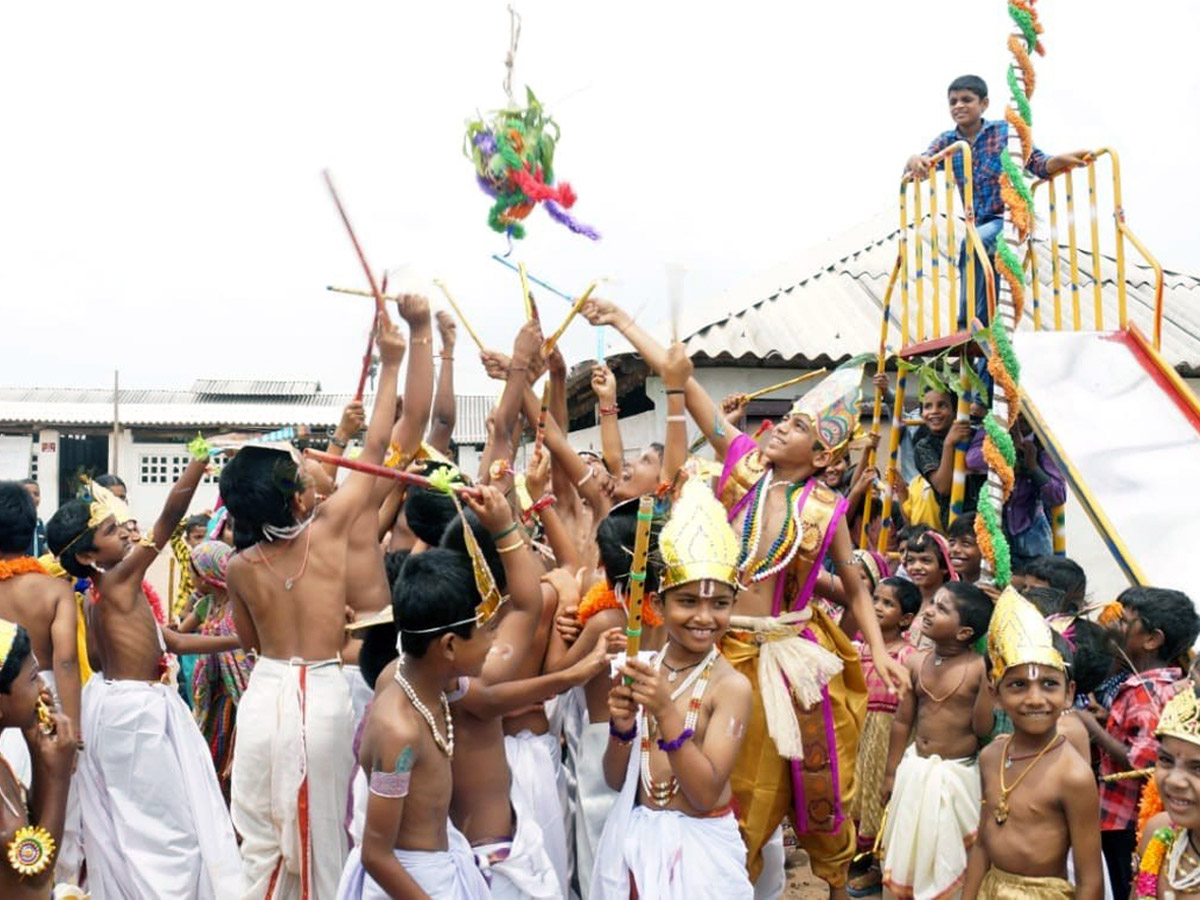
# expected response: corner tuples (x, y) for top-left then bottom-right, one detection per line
(680, 210), (1200, 375)
(189, 379), (322, 396)
(0, 389), (493, 443)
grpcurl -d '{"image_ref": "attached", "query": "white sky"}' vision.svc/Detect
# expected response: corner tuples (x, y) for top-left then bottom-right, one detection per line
(2, 1), (1197, 396)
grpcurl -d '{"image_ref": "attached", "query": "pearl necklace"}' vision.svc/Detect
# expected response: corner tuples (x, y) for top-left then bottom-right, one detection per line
(1168, 828), (1200, 894)
(393, 666), (454, 759)
(639, 645), (719, 806)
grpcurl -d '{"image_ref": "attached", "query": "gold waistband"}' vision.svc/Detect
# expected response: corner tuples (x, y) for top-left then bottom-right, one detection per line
(727, 610), (813, 644)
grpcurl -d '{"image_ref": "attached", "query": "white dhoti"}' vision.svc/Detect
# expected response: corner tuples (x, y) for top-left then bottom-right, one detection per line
(504, 730), (570, 898)
(574, 721), (618, 899)
(342, 665), (373, 733)
(881, 745), (980, 900)
(78, 677), (243, 899)
(232, 657), (354, 900)
(590, 732), (752, 899)
(336, 821), (490, 900)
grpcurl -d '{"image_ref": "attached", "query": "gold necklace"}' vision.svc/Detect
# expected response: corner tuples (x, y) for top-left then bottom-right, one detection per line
(994, 734), (1064, 824)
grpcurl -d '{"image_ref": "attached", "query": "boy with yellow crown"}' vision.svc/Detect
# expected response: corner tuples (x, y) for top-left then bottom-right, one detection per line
(592, 477), (754, 899)
(46, 448), (244, 897)
(581, 298), (907, 896)
(0, 617), (77, 900)
(1136, 684), (1200, 899)
(962, 588), (1103, 899)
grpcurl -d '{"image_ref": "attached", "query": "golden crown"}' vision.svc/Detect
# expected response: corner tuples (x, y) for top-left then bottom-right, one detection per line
(0, 619), (17, 673)
(987, 586), (1065, 681)
(658, 478), (740, 593)
(1157, 686), (1200, 749)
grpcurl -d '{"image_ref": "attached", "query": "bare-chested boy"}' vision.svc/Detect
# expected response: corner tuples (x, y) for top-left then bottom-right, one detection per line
(963, 588), (1102, 899)
(46, 448), (243, 897)
(592, 478), (754, 898)
(339, 547), (492, 899)
(319, 295), (434, 727)
(221, 313), (405, 898)
(880, 581), (993, 899)
(0, 618), (77, 900)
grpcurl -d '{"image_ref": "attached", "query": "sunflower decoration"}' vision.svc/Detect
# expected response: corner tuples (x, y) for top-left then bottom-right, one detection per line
(7, 824), (55, 876)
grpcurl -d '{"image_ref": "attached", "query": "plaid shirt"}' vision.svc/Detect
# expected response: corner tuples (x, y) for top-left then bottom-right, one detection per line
(925, 119), (1051, 223)
(1098, 667), (1186, 831)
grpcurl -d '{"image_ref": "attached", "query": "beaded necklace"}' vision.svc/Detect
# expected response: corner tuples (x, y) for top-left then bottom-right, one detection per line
(738, 470), (807, 584)
(639, 645), (718, 807)
(393, 666), (454, 759)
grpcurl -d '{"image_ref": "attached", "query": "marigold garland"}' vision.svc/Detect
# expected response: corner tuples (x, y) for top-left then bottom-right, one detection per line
(1006, 34), (1037, 99)
(578, 581), (662, 629)
(1098, 601), (1125, 627)
(1135, 825), (1175, 899)
(1005, 107), (1034, 164)
(0, 557), (47, 581)
(1137, 776), (1163, 844)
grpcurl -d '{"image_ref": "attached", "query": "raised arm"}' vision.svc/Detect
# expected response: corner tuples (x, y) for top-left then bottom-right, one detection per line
(660, 342), (694, 485)
(115, 452), (210, 586)
(322, 401), (365, 482)
(581, 298), (740, 460)
(524, 447), (579, 571)
(462, 486), (544, 684)
(523, 384), (611, 518)
(427, 311), (458, 455)
(390, 295), (435, 459)
(592, 364), (624, 477)
(830, 521), (907, 693)
(324, 314), (405, 524)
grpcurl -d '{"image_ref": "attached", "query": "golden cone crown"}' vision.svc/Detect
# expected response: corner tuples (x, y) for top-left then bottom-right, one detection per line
(987, 586), (1065, 680)
(658, 479), (740, 593)
(1157, 686), (1200, 749)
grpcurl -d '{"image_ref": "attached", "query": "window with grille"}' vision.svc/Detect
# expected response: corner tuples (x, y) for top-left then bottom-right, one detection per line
(139, 453), (224, 484)
(30, 455), (38, 481)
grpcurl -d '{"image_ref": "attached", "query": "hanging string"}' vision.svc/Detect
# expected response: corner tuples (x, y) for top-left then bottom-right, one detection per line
(503, 5), (522, 108)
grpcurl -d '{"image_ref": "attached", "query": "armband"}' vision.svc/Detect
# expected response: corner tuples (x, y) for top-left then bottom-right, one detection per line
(137, 534), (161, 551)
(368, 769), (411, 799)
(656, 727), (695, 753)
(576, 467), (595, 488)
(445, 676), (469, 704)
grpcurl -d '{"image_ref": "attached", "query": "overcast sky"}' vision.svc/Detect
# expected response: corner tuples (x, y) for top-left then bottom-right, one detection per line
(3, 1), (1196, 397)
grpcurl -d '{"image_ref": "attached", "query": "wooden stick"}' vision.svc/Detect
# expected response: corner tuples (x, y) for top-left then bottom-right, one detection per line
(743, 368), (828, 402)
(1099, 768), (1153, 782)
(168, 557), (176, 608)
(321, 171), (388, 320)
(327, 285), (403, 302)
(541, 282), (597, 357)
(303, 449), (480, 498)
(518, 262), (538, 321)
(534, 383), (550, 459)
(623, 495), (655, 684)
(432, 279), (486, 352)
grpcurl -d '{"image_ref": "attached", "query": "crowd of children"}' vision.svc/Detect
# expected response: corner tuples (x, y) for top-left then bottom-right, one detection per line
(0, 73), (1190, 900)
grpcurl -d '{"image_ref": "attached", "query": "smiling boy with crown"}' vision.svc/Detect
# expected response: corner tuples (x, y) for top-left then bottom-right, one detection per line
(581, 295), (907, 897)
(592, 477), (753, 899)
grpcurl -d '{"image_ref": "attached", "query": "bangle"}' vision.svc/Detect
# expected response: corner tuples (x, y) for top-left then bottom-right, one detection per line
(666, 415), (687, 423)
(609, 720), (638, 743)
(664, 389), (685, 395)
(530, 493), (556, 516)
(440, 355), (454, 361)
(657, 727), (695, 753)
(328, 435), (347, 449)
(496, 537), (525, 555)
(599, 406), (619, 417)
(491, 522), (519, 542)
(576, 468), (595, 488)
(411, 337), (432, 346)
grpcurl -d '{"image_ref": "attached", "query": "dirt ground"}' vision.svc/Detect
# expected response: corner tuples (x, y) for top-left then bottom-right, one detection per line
(784, 850), (845, 899)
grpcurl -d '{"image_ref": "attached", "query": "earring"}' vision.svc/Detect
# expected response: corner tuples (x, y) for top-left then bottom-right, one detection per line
(90, 562), (106, 574)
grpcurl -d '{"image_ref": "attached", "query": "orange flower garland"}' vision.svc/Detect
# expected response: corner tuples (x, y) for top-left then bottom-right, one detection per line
(578, 581), (662, 628)
(0, 557), (47, 580)
(1137, 776), (1163, 843)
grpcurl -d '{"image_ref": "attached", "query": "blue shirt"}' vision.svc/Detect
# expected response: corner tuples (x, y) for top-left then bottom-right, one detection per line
(925, 118), (1051, 223)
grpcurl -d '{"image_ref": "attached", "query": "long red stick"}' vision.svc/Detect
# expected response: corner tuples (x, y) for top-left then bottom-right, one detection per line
(304, 449), (480, 498)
